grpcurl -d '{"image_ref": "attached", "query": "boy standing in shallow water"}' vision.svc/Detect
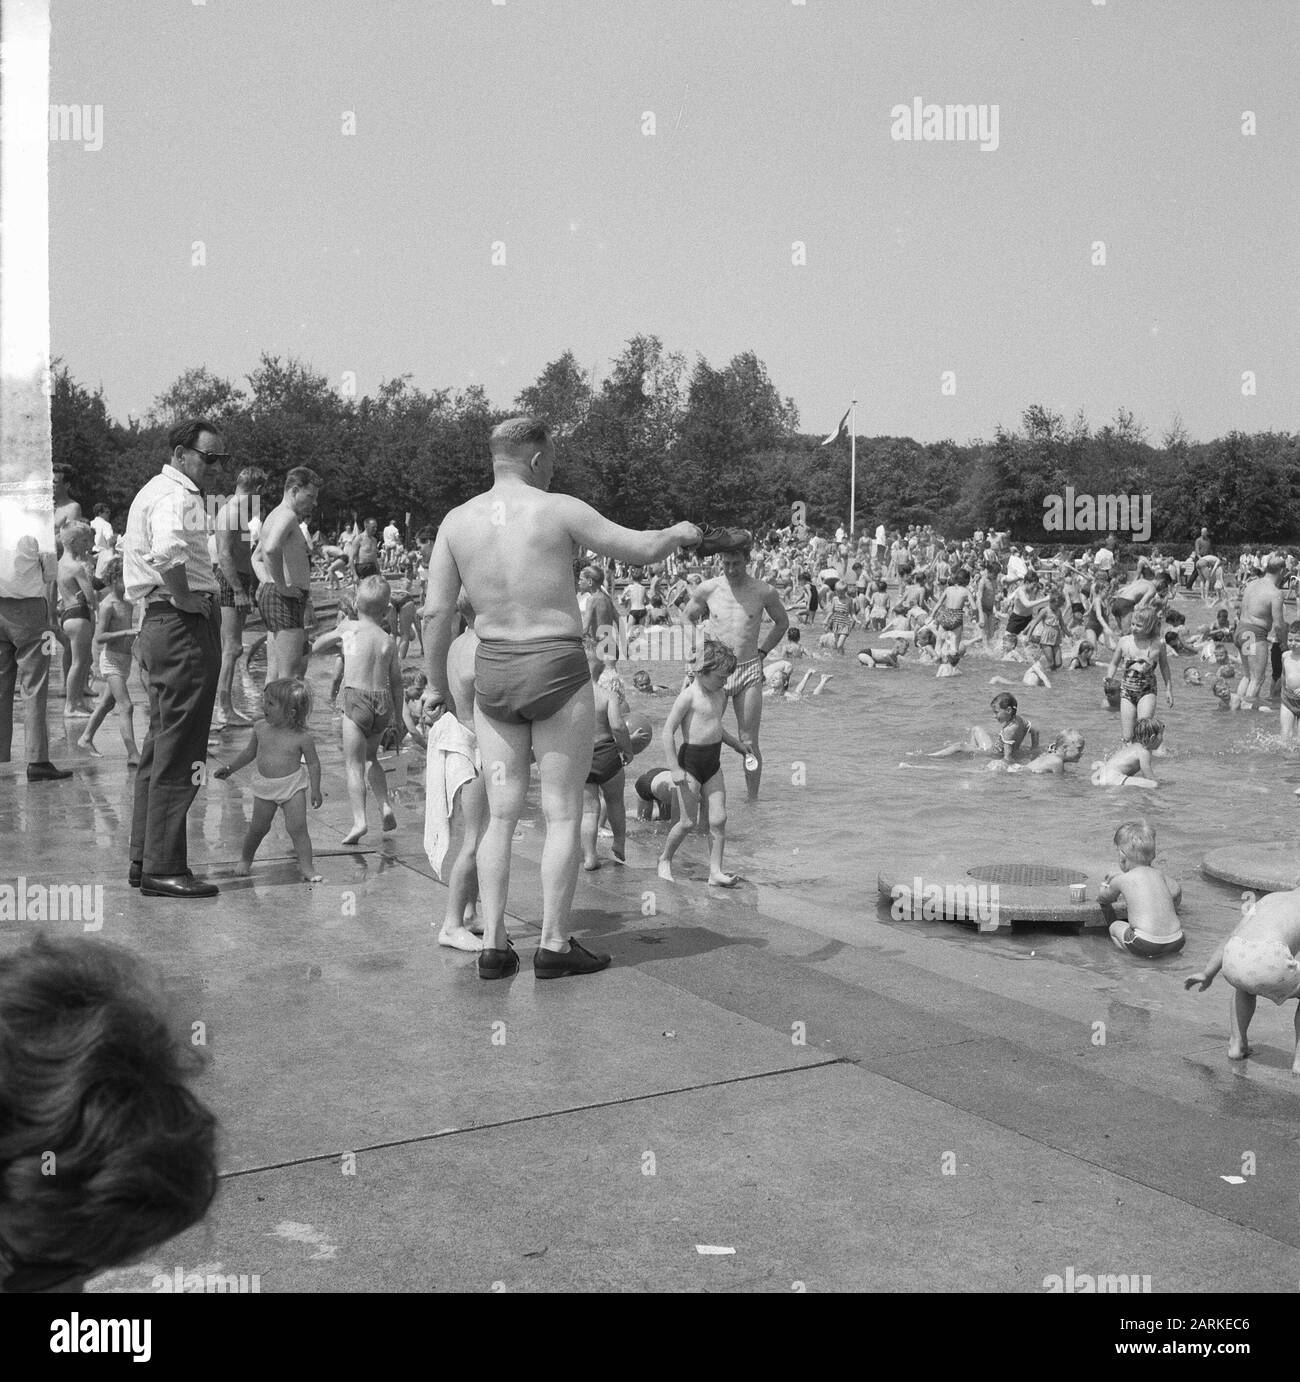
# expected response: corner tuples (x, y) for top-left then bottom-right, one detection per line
(311, 575), (405, 844)
(658, 639), (750, 887)
(1185, 887), (1300, 1069)
(1098, 820), (1184, 957)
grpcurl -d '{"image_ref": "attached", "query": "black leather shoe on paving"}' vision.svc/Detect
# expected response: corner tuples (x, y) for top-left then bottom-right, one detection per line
(26, 761), (73, 782)
(128, 862), (142, 888)
(534, 937), (612, 979)
(477, 942), (519, 980)
(139, 874), (219, 899)
(694, 526), (753, 557)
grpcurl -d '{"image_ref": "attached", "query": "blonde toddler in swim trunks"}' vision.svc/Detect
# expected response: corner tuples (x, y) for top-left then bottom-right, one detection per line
(311, 575), (406, 845)
(1097, 820), (1183, 957)
(1185, 886), (1300, 1069)
(214, 678), (324, 881)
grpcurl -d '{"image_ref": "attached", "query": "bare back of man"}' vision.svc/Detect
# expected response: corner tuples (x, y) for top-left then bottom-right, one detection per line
(422, 419), (698, 974)
(686, 550), (789, 800)
(1238, 565), (1286, 701)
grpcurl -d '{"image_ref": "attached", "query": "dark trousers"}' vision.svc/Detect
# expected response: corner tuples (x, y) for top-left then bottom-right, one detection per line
(0, 596), (51, 763)
(130, 600), (220, 876)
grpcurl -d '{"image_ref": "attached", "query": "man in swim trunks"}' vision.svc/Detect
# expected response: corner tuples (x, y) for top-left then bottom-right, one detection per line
(252, 468), (321, 683)
(1235, 556), (1286, 706)
(1108, 572), (1171, 634)
(349, 518), (381, 582)
(1185, 885), (1300, 1069)
(212, 466), (266, 729)
(421, 416), (699, 980)
(683, 541), (790, 801)
(578, 564), (621, 659)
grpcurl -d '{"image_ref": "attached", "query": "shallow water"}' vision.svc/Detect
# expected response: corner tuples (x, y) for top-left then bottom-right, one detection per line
(611, 596), (1300, 985)
(101, 588), (1293, 993)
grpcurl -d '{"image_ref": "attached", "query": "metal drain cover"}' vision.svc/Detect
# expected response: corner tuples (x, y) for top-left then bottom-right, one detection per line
(966, 863), (1089, 887)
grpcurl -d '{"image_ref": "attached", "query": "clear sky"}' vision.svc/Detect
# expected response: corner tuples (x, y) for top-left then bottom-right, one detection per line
(47, 0), (1298, 443)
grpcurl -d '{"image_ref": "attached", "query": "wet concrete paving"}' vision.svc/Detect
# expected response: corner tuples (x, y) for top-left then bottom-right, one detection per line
(1, 694), (1296, 1293)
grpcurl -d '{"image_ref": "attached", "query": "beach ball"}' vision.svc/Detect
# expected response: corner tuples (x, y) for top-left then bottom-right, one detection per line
(625, 712), (653, 756)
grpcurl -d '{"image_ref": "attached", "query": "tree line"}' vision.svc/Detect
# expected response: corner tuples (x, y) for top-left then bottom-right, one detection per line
(50, 341), (1299, 544)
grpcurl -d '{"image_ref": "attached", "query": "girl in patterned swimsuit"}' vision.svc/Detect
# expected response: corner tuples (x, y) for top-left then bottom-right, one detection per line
(822, 579), (857, 655)
(1104, 606), (1173, 744)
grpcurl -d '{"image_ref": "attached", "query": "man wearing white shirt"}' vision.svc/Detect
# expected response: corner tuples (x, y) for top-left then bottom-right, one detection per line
(89, 504), (114, 557)
(1093, 538), (1117, 576)
(122, 418), (225, 899)
(0, 496), (69, 779)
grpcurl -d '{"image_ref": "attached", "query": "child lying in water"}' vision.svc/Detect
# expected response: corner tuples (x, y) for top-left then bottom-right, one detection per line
(858, 646), (903, 668)
(930, 693), (1039, 763)
(1090, 718), (1163, 788)
(1098, 820), (1184, 957)
(987, 728), (1086, 774)
(1184, 885), (1300, 1069)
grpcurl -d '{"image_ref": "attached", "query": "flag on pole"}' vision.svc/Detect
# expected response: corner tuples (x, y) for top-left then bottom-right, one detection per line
(821, 406), (851, 446)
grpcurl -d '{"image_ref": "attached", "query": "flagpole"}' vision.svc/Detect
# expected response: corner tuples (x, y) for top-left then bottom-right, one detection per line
(849, 398), (857, 537)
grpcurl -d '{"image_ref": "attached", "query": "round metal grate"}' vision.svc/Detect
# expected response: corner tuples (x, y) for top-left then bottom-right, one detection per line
(965, 863), (1088, 887)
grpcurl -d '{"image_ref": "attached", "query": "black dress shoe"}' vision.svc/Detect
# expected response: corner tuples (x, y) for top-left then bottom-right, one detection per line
(694, 526), (754, 557)
(128, 863), (142, 888)
(139, 873), (218, 899)
(26, 761), (73, 781)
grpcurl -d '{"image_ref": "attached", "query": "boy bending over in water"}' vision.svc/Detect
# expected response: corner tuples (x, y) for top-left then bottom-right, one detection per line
(658, 639), (749, 887)
(1185, 887), (1300, 1068)
(1091, 717), (1163, 788)
(1098, 820), (1184, 957)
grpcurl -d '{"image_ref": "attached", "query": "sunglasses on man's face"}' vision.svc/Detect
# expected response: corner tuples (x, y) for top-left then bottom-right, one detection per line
(187, 445), (232, 465)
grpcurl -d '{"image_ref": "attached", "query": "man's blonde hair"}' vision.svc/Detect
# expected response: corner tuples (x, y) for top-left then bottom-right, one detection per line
(490, 417), (550, 456)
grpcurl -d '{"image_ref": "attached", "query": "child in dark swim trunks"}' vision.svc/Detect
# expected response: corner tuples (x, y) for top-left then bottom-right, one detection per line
(634, 767), (676, 822)
(658, 639), (750, 886)
(213, 678), (324, 881)
(1099, 820), (1184, 957)
(310, 576), (405, 845)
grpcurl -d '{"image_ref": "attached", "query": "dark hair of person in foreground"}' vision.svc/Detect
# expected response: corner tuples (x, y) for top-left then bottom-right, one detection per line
(0, 935), (218, 1291)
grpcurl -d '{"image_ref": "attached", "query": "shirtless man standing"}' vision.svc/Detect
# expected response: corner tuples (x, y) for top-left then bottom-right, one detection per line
(252, 468), (321, 683)
(350, 519), (381, 583)
(684, 542), (790, 802)
(1236, 556), (1287, 706)
(421, 417), (699, 981)
(579, 564), (621, 658)
(212, 466), (266, 729)
(52, 468), (82, 538)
